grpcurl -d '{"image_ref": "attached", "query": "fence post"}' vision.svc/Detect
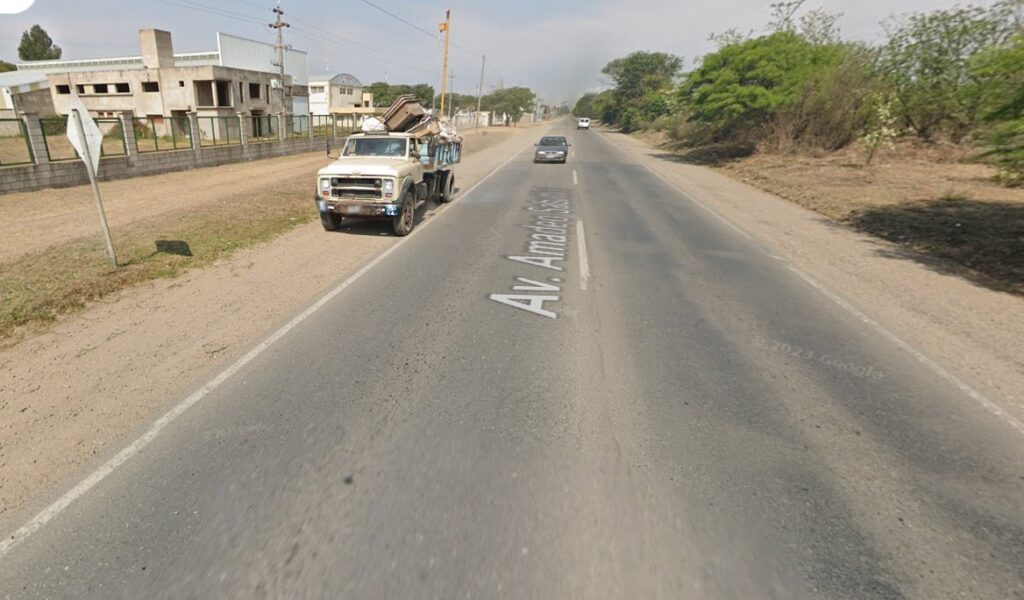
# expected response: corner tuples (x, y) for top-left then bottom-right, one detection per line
(277, 113), (286, 142)
(188, 112), (202, 161)
(307, 113), (313, 140)
(236, 112), (249, 147)
(21, 112), (49, 165)
(119, 111), (139, 160)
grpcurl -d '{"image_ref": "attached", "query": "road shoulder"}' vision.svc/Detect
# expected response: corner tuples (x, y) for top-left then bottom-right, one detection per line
(605, 129), (1024, 425)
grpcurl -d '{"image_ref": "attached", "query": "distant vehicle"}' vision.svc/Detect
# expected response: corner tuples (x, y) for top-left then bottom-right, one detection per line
(534, 136), (570, 164)
(577, 117), (591, 130)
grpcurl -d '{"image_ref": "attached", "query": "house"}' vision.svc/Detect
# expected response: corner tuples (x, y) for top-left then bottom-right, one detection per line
(15, 29), (308, 137)
(307, 73), (380, 124)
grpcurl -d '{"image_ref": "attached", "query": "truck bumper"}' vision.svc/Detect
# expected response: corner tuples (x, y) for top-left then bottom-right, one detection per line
(317, 197), (400, 218)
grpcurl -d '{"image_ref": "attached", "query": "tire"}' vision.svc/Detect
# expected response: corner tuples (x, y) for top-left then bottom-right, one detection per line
(320, 210), (341, 231)
(391, 189), (415, 236)
(438, 172), (454, 203)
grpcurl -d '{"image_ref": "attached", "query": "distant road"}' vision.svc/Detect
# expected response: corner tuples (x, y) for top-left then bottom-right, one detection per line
(2, 117), (1022, 599)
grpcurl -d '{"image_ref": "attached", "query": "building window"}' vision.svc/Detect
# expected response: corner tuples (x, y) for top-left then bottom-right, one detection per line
(75, 84), (85, 94)
(115, 82), (130, 93)
(249, 82), (261, 99)
(93, 83), (109, 94)
(239, 81), (244, 101)
(142, 81), (159, 92)
(310, 85), (325, 94)
(178, 80), (185, 87)
(56, 84), (71, 94)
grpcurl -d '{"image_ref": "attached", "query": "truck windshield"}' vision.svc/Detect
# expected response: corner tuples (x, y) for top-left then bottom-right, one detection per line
(342, 137), (408, 157)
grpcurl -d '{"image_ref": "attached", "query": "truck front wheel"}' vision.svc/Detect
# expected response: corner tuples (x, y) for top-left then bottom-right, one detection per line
(392, 191), (415, 236)
(320, 210), (341, 231)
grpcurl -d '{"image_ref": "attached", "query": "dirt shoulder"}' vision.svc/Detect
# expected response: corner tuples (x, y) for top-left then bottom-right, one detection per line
(0, 122), (545, 519)
(609, 130), (1024, 427)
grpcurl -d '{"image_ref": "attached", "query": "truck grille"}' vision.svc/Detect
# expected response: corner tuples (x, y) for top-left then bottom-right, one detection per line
(330, 177), (383, 200)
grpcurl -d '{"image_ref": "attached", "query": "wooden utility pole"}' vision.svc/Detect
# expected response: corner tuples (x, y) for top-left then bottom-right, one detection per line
(438, 9), (451, 117)
(447, 72), (455, 119)
(269, 6), (290, 111)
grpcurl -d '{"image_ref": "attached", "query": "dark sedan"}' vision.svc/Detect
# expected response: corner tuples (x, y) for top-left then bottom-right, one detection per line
(533, 136), (570, 163)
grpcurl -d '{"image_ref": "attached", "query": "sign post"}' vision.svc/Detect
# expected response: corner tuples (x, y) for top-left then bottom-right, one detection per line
(66, 98), (117, 268)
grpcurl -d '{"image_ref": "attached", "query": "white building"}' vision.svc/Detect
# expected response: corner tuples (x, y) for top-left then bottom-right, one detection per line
(308, 73), (374, 116)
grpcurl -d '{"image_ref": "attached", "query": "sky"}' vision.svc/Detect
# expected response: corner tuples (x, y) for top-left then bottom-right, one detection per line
(0, 0), (999, 106)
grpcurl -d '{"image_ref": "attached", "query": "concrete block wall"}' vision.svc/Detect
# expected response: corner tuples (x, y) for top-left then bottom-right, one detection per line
(0, 113), (337, 195)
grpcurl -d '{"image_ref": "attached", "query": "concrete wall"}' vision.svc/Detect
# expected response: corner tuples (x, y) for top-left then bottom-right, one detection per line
(0, 112), (334, 195)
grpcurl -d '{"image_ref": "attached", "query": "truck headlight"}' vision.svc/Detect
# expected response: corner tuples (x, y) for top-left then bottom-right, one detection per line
(319, 178), (331, 196)
(383, 179), (395, 198)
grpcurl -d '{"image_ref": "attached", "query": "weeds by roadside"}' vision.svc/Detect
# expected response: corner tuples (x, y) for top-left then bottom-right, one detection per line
(0, 185), (315, 347)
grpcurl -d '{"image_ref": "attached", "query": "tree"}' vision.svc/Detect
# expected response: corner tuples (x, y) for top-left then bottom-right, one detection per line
(971, 34), (1024, 182)
(366, 82), (434, 109)
(573, 93), (599, 118)
(18, 25), (62, 61)
(599, 51), (682, 131)
(879, 2), (1020, 141)
(678, 31), (848, 144)
(482, 87), (536, 123)
(0, 60), (15, 73)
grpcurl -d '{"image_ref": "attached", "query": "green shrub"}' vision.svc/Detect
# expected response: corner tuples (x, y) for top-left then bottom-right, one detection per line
(679, 31), (848, 145)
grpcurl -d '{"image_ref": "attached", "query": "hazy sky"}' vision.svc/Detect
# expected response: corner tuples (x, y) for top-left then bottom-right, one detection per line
(0, 0), (997, 105)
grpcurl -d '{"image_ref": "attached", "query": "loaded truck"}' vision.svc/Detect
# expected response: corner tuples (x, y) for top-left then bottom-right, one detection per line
(315, 95), (462, 236)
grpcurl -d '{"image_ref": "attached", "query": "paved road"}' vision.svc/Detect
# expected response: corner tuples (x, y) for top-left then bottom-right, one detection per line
(3, 118), (1023, 599)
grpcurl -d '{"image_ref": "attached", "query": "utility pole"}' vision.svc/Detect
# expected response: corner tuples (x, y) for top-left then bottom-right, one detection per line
(475, 54), (485, 128)
(269, 5), (290, 112)
(447, 72), (455, 119)
(438, 9), (451, 117)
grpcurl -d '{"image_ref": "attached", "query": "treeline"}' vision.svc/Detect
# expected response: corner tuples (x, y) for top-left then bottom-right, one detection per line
(574, 0), (1024, 181)
(367, 82), (537, 122)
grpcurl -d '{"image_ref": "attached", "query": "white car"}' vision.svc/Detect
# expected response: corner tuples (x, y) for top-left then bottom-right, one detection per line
(577, 118), (591, 130)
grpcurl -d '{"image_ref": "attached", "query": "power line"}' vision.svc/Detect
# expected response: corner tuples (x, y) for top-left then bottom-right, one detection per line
(358, 0), (439, 40)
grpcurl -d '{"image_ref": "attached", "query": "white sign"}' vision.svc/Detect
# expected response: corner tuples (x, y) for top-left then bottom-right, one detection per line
(66, 94), (103, 174)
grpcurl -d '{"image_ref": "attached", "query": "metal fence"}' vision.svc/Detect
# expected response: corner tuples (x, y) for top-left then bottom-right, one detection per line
(312, 115), (333, 138)
(250, 115), (278, 143)
(197, 116), (241, 147)
(334, 115), (359, 136)
(133, 116), (193, 152)
(0, 118), (33, 167)
(40, 116), (126, 161)
(286, 115), (309, 139)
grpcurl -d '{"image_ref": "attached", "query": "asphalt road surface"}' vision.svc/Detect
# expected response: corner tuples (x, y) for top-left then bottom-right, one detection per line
(2, 118), (1023, 599)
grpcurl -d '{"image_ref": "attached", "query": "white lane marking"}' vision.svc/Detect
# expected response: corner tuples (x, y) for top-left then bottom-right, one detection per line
(576, 221), (591, 290)
(0, 140), (535, 561)
(572, 169), (578, 186)
(785, 266), (1024, 436)
(596, 129), (1024, 439)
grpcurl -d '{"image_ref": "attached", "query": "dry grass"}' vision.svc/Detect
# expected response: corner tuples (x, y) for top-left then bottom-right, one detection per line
(713, 139), (1024, 295)
(0, 180), (315, 347)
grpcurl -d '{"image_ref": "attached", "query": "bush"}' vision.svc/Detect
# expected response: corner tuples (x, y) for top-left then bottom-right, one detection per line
(971, 34), (1024, 181)
(679, 32), (849, 146)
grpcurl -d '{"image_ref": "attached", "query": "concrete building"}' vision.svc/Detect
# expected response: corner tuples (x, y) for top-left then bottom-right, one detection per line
(308, 73), (380, 121)
(14, 29), (308, 136)
(0, 71), (55, 118)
